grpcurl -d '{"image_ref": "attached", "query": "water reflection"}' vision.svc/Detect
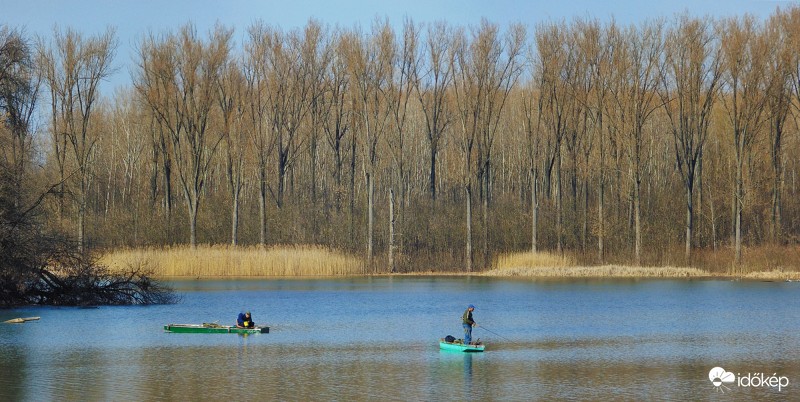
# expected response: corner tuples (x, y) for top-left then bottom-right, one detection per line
(1, 278), (799, 400)
(463, 353), (473, 392)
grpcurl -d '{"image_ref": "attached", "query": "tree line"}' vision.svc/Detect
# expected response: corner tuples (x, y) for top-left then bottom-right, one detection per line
(4, 8), (800, 274)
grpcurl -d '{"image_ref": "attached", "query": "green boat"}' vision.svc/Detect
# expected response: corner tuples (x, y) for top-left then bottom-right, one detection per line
(439, 339), (485, 352)
(164, 323), (269, 334)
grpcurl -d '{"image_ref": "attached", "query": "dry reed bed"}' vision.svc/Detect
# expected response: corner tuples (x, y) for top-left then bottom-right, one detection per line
(101, 245), (365, 277)
(490, 251), (710, 278)
(482, 265), (710, 278)
(487, 251), (798, 279)
(741, 270), (800, 281)
(494, 251), (575, 269)
(99, 248), (799, 280)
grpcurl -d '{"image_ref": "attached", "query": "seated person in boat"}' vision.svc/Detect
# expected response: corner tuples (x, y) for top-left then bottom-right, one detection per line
(236, 311), (255, 328)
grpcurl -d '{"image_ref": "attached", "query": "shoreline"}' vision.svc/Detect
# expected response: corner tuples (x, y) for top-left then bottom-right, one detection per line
(100, 246), (800, 281)
(149, 266), (800, 281)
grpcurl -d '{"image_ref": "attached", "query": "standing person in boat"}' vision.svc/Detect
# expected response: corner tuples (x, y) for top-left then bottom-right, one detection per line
(236, 311), (255, 328)
(462, 304), (477, 345)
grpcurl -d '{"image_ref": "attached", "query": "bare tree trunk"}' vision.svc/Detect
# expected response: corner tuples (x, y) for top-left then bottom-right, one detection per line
(163, 158), (172, 216)
(430, 146), (437, 202)
(389, 188), (395, 273)
(350, 135), (356, 248)
(482, 170), (489, 269)
(310, 132), (318, 205)
(231, 191), (239, 246)
(685, 184), (693, 262)
(189, 205), (197, 249)
(277, 150), (288, 209)
(367, 173), (374, 266)
(466, 183), (473, 272)
(772, 170), (782, 243)
(582, 158), (589, 251)
(710, 194), (717, 250)
(556, 152), (563, 254)
(598, 110), (605, 263)
(598, 173), (605, 263)
(697, 150), (703, 223)
(259, 162), (267, 246)
(77, 200), (85, 252)
(531, 168), (538, 253)
(150, 140), (158, 206)
(735, 155), (743, 266)
(634, 170), (641, 265)
(771, 126), (783, 243)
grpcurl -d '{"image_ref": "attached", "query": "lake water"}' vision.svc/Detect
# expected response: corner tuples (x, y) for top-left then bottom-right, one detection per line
(1, 277), (799, 401)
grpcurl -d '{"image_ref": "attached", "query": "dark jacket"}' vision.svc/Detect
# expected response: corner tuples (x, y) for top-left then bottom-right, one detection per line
(462, 309), (475, 326)
(237, 313), (254, 328)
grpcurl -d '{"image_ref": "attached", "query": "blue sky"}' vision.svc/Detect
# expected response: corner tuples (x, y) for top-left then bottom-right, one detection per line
(6, 0), (795, 94)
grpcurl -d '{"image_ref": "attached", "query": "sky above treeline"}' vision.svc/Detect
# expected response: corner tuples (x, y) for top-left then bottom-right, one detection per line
(6, 0), (795, 94)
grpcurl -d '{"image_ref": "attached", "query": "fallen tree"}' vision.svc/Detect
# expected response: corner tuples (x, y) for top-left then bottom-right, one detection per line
(0, 176), (177, 307)
(0, 168), (177, 307)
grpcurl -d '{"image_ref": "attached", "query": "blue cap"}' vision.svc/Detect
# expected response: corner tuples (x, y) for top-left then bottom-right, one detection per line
(468, 304), (475, 309)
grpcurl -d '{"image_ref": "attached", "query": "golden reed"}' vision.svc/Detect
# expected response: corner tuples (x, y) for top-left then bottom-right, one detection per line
(100, 245), (365, 277)
(487, 251), (707, 278)
(486, 250), (800, 279)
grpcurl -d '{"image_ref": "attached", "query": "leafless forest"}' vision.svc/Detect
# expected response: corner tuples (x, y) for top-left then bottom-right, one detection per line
(4, 8), (800, 273)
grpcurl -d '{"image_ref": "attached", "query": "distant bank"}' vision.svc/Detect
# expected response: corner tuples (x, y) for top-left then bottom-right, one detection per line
(100, 246), (800, 281)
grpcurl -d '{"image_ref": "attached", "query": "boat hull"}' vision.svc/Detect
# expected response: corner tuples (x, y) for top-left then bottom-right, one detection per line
(164, 324), (269, 334)
(439, 340), (485, 352)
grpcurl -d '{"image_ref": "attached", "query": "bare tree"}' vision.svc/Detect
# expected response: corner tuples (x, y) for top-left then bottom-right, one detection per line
(135, 24), (231, 247)
(216, 54), (247, 245)
(244, 22), (278, 246)
(414, 21), (453, 203)
(270, 27), (313, 208)
(520, 57), (541, 253)
(658, 15), (722, 263)
(321, 29), (352, 213)
(574, 19), (614, 262)
(451, 20), (524, 270)
(386, 19), (418, 272)
(108, 90), (146, 242)
(475, 21), (526, 267)
(451, 26), (478, 271)
(38, 26), (117, 251)
(0, 26), (39, 208)
(349, 20), (394, 267)
(302, 20), (331, 211)
(763, 13), (791, 244)
(534, 22), (576, 254)
(610, 20), (663, 264)
(568, 19), (602, 252)
(719, 16), (771, 266)
(776, 7), (800, 242)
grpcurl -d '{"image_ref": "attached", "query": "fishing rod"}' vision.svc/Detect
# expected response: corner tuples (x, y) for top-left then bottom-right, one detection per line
(477, 325), (514, 342)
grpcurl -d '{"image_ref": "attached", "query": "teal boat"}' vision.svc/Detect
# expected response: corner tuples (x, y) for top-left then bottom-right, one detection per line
(439, 339), (485, 352)
(164, 323), (269, 334)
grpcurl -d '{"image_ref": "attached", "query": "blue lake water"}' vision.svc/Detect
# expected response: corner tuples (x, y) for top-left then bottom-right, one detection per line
(1, 277), (799, 401)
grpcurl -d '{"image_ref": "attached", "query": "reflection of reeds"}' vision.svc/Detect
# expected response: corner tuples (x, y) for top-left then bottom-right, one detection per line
(100, 245), (364, 277)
